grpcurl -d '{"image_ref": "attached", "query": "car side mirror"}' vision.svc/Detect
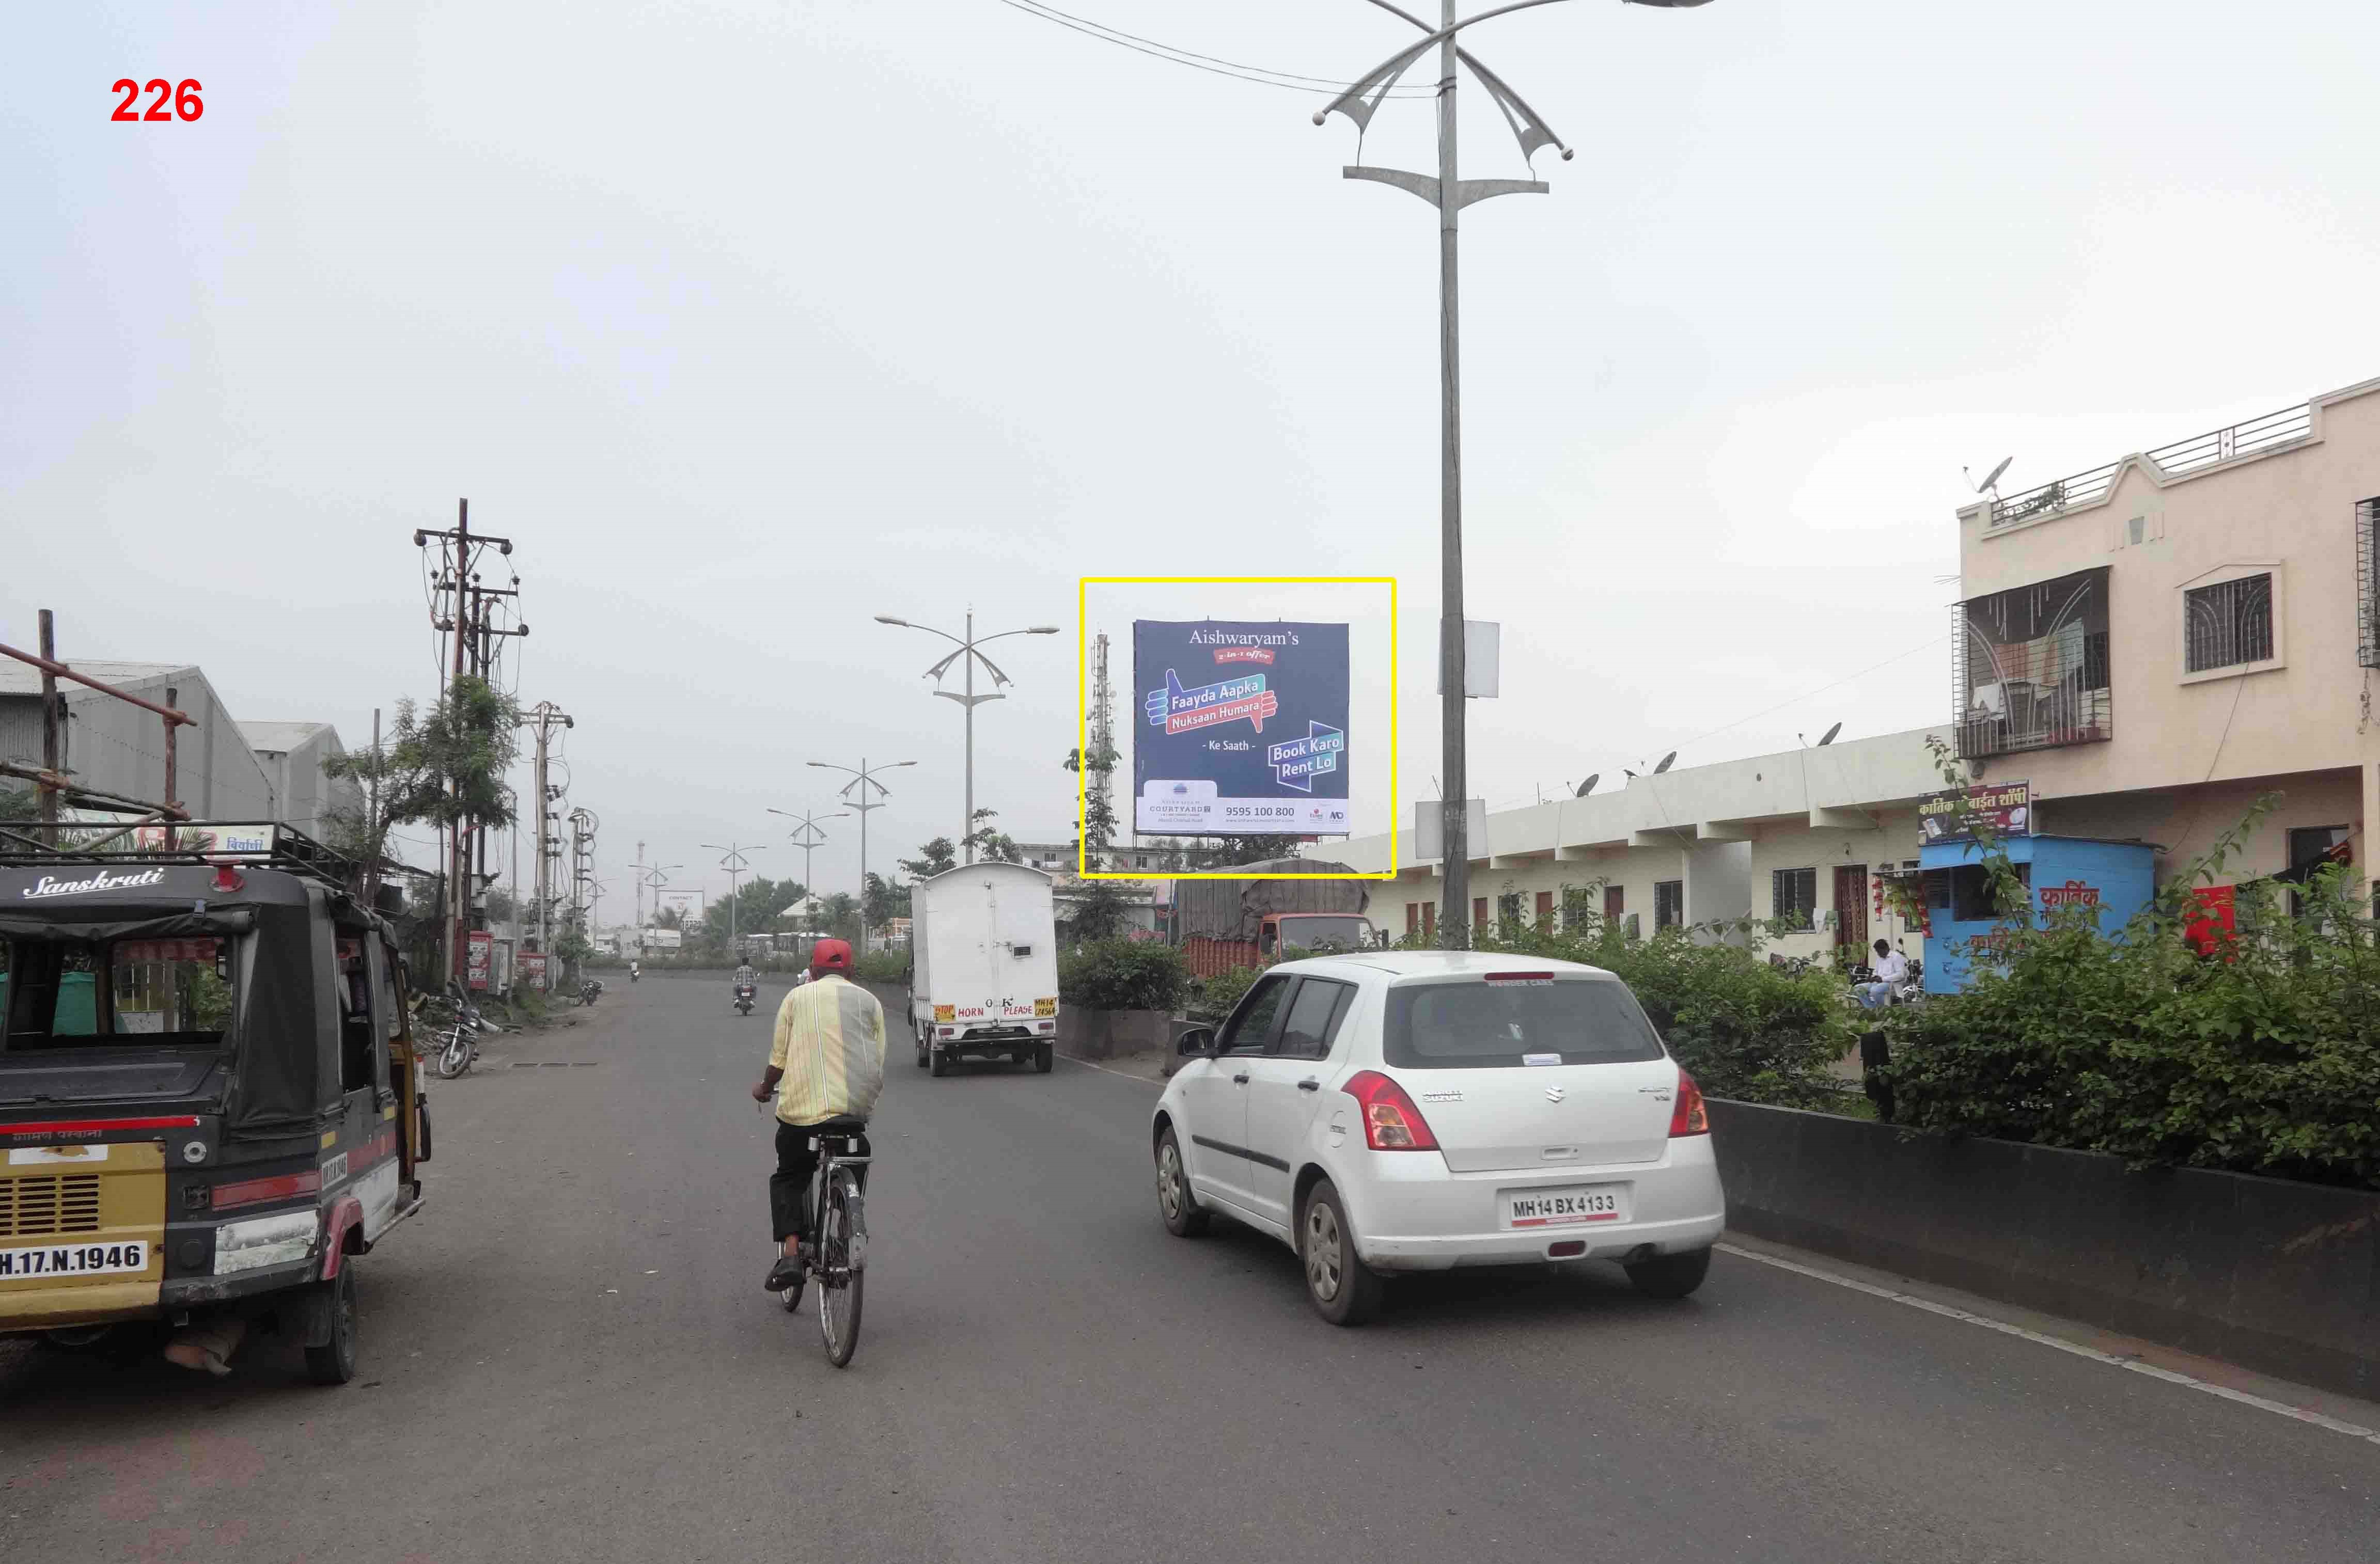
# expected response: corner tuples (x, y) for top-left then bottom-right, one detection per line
(1175, 1026), (1216, 1058)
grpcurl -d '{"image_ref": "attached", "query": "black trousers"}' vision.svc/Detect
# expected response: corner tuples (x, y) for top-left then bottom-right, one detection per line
(769, 1120), (870, 1243)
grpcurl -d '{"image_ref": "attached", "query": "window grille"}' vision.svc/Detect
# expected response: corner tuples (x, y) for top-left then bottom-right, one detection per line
(1771, 867), (1817, 929)
(1955, 566), (2112, 757)
(2183, 574), (2273, 673)
(2359, 498), (2379, 669)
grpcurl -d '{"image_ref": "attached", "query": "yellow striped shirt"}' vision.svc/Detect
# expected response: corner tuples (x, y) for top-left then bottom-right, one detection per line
(768, 975), (887, 1126)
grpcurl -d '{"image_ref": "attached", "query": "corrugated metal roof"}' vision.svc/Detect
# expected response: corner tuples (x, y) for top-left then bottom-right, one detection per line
(0, 660), (191, 697)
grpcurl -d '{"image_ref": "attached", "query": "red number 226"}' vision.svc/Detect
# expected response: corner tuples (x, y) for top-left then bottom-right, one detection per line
(112, 79), (203, 122)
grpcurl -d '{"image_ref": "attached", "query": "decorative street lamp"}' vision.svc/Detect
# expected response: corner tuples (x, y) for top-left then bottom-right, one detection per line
(875, 613), (1060, 864)
(806, 759), (917, 954)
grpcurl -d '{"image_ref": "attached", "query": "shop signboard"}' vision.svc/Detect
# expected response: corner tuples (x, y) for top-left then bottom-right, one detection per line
(1917, 780), (2033, 847)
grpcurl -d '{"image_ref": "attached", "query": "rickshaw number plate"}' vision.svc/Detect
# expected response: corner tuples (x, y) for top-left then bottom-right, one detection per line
(1, 1240), (149, 1279)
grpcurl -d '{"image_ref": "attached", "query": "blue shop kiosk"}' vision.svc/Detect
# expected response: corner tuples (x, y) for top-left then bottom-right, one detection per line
(1920, 834), (2156, 994)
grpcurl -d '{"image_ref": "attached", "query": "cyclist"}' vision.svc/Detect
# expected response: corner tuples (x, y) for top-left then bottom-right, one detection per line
(750, 937), (885, 1293)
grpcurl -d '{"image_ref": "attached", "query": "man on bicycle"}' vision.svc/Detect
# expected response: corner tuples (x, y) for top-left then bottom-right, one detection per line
(750, 937), (884, 1293)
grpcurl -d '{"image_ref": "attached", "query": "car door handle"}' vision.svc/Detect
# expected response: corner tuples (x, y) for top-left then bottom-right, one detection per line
(1296, 1078), (1320, 1092)
(1232, 1072), (1250, 1084)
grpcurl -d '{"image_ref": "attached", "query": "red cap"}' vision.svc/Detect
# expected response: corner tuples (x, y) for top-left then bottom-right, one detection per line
(809, 938), (854, 976)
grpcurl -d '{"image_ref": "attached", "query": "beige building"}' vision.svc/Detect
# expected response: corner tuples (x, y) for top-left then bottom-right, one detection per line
(1954, 374), (2380, 898)
(1339, 728), (1949, 962)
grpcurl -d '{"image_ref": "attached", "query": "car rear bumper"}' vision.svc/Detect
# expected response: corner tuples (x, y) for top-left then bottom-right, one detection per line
(1350, 1137), (1726, 1272)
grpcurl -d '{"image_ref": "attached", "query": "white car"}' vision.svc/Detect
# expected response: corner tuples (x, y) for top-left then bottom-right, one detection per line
(1151, 952), (1726, 1324)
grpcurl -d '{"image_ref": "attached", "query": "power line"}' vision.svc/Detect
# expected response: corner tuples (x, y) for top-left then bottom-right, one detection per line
(985, 0), (1435, 97)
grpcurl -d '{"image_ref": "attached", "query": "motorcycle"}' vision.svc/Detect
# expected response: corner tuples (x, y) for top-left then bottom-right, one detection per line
(734, 983), (756, 1017)
(580, 977), (603, 1006)
(629, 965), (641, 984)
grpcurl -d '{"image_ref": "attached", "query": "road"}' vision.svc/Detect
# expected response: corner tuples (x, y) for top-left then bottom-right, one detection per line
(5, 974), (2375, 1563)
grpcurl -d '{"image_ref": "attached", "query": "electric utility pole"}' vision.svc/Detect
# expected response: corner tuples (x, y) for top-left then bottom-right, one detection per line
(524, 702), (572, 955)
(1314, 0), (1714, 945)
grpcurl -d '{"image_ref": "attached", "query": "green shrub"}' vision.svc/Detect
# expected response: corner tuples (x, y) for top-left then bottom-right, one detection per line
(853, 950), (911, 984)
(1883, 831), (2380, 1187)
(1060, 940), (1188, 1013)
(1475, 906), (1853, 1109)
(1186, 962), (1265, 1023)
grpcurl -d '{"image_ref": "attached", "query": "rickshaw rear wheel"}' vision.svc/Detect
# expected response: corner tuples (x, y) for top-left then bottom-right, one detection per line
(303, 1267), (359, 1386)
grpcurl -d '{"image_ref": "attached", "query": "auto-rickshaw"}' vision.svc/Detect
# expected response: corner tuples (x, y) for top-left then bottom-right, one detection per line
(0, 823), (431, 1382)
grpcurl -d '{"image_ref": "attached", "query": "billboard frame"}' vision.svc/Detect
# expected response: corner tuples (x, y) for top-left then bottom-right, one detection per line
(1077, 576), (1398, 881)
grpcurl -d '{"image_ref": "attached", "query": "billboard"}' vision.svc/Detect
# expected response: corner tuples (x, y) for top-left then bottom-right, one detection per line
(1917, 780), (2033, 846)
(1134, 620), (1351, 836)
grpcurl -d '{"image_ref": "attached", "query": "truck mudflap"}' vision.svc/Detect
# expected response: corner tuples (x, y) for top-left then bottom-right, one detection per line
(0, 1141), (167, 1331)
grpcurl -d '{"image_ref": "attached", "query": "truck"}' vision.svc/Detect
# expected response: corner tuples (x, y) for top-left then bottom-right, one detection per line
(1170, 858), (1379, 977)
(905, 863), (1060, 1077)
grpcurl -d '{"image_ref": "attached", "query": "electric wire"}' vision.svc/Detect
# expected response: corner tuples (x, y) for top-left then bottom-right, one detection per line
(985, 0), (1435, 97)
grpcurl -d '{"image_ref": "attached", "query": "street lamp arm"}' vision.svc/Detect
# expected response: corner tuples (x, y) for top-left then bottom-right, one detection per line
(883, 619), (970, 652)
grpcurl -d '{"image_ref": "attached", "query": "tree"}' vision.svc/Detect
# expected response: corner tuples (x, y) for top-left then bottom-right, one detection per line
(486, 887), (518, 923)
(818, 891), (862, 943)
(713, 875), (808, 940)
(322, 677), (521, 889)
(963, 808), (1022, 865)
(1062, 744), (1119, 870)
(863, 872), (910, 930)
(653, 905), (687, 930)
(900, 838), (957, 880)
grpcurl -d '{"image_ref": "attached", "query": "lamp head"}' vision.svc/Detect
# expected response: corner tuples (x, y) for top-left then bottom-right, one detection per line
(873, 615), (907, 626)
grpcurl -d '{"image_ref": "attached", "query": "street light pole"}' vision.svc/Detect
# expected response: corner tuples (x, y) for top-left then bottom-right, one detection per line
(807, 759), (916, 954)
(874, 613), (1061, 864)
(1316, 0), (1714, 947)
(768, 807), (851, 921)
(701, 842), (763, 953)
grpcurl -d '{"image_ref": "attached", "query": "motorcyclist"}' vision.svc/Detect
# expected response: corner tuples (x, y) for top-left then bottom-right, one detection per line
(629, 959), (641, 983)
(751, 938), (884, 1293)
(732, 958), (758, 998)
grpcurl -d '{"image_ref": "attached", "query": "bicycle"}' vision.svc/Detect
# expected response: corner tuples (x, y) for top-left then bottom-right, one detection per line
(763, 1110), (871, 1367)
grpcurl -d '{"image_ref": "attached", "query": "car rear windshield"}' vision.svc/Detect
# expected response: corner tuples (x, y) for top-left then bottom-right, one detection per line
(1383, 977), (1666, 1070)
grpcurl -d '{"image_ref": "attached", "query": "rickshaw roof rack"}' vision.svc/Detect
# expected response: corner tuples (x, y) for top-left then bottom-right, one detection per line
(0, 820), (358, 889)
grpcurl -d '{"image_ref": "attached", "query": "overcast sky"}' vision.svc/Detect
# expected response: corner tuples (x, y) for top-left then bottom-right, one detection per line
(10, 1), (2380, 912)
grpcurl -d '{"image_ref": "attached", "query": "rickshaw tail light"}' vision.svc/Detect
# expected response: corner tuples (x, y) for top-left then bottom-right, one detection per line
(212, 865), (245, 893)
(212, 1170), (322, 1210)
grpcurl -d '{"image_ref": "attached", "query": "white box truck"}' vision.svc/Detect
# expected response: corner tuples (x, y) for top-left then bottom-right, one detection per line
(907, 862), (1061, 1076)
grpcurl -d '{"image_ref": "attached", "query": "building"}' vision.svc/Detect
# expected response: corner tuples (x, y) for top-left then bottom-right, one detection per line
(1951, 374), (2380, 903)
(0, 659), (278, 820)
(1339, 728), (1949, 962)
(240, 720), (364, 842)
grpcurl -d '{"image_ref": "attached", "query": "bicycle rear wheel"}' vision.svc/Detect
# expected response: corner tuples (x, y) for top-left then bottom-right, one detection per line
(816, 1167), (866, 1368)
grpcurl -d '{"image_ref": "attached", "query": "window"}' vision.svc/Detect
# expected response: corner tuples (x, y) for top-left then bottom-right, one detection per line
(1274, 978), (1353, 1061)
(1771, 867), (1817, 929)
(1535, 890), (1554, 925)
(1563, 887), (1594, 930)
(1496, 893), (1522, 932)
(1384, 978), (1666, 1070)
(1955, 565), (2112, 757)
(2184, 573), (2273, 673)
(1948, 863), (2031, 923)
(1654, 880), (1684, 930)
(4, 937), (234, 1049)
(2285, 825), (2352, 916)
(1218, 974), (1290, 1055)
(2359, 498), (2379, 668)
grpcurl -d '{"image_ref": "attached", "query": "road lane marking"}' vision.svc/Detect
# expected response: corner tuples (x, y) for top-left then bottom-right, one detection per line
(1055, 1055), (1166, 1085)
(1716, 1241), (2380, 1447)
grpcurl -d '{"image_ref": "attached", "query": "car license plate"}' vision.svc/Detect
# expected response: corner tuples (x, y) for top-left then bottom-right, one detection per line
(1504, 1186), (1626, 1228)
(0, 1239), (149, 1279)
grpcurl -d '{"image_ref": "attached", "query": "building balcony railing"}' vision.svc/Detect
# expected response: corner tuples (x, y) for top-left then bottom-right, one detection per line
(1987, 402), (2313, 529)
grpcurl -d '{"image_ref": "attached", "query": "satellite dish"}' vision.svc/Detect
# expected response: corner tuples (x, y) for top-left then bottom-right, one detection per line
(1965, 456), (2013, 496)
(1818, 722), (1842, 746)
(1653, 751), (1677, 775)
(1575, 774), (1599, 798)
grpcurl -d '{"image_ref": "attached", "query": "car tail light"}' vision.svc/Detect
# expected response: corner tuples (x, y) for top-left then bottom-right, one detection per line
(1669, 1069), (1710, 1136)
(1343, 1070), (1439, 1152)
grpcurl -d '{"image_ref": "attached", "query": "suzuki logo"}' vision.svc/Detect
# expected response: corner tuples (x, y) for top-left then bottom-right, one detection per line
(1544, 1086), (1565, 1103)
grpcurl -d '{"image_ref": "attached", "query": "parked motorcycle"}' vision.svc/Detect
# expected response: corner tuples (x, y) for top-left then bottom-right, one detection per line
(580, 977), (604, 1006)
(734, 982), (756, 1017)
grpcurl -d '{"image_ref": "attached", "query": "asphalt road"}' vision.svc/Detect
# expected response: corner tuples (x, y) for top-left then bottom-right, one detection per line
(5, 974), (2376, 1563)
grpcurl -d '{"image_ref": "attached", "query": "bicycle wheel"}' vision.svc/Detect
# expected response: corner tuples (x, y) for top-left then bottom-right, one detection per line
(816, 1167), (866, 1368)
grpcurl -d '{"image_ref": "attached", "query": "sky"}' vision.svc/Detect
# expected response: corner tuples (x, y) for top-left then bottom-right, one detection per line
(9, 1), (2380, 913)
